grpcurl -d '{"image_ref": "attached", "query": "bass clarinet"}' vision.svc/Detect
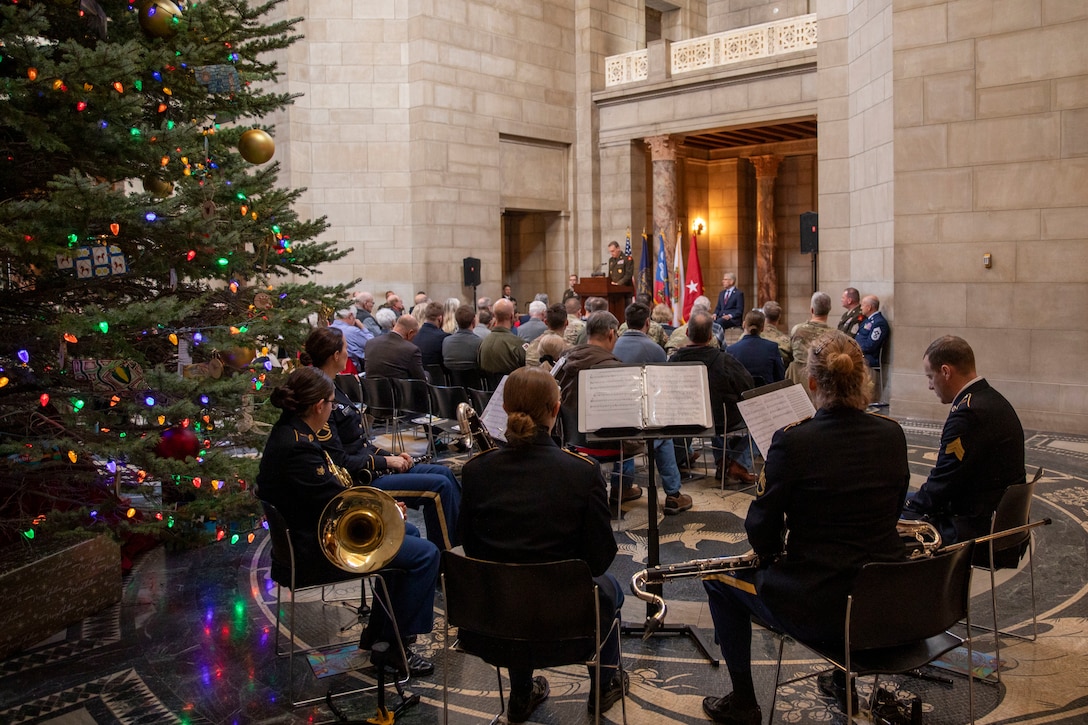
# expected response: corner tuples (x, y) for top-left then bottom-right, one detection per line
(629, 520), (942, 637)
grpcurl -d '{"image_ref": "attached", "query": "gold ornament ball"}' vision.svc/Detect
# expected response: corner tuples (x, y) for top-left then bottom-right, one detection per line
(238, 129), (275, 164)
(137, 0), (182, 39)
(142, 175), (174, 197)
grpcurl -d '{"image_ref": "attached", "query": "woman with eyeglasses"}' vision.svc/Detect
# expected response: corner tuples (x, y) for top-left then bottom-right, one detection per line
(699, 331), (909, 724)
(256, 366), (440, 677)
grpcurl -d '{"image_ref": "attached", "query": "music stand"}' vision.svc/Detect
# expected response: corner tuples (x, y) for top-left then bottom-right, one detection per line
(579, 363), (720, 665)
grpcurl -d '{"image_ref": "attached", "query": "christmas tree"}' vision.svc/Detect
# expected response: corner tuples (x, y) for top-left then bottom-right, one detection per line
(0, 0), (349, 562)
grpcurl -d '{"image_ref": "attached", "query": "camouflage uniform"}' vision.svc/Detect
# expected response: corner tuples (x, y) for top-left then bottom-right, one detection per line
(784, 320), (830, 385)
(760, 325), (792, 367)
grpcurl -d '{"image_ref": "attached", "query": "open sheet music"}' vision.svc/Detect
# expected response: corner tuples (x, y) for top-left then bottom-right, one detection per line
(578, 363), (713, 434)
(737, 382), (816, 457)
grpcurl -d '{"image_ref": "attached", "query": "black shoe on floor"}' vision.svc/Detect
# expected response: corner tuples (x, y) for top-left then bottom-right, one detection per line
(587, 670), (629, 715)
(701, 692), (762, 724)
(508, 675), (549, 723)
(817, 670), (859, 713)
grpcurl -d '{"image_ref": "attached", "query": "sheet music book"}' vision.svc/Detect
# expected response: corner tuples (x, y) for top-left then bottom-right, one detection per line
(479, 375), (508, 443)
(737, 382), (816, 457)
(578, 363), (713, 434)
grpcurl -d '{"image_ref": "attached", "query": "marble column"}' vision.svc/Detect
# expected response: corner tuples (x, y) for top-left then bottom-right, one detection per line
(750, 154), (782, 306)
(645, 135), (681, 272)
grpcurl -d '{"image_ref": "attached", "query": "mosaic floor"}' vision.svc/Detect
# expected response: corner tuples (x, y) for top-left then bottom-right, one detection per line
(1, 418), (1087, 725)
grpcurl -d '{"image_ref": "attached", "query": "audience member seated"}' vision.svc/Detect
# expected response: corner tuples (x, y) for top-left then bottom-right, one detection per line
(784, 291), (831, 387)
(901, 335), (1026, 543)
(474, 308), (492, 339)
(365, 314), (427, 380)
(854, 294), (889, 369)
(666, 296), (723, 356)
(563, 296), (585, 346)
(352, 291), (384, 337)
(478, 298), (526, 379)
(517, 300), (549, 343)
(330, 307), (372, 372)
(700, 331), (909, 724)
(525, 303), (569, 368)
(669, 311), (755, 485)
(412, 301), (450, 372)
(460, 367), (627, 722)
(617, 293), (667, 348)
(441, 297), (461, 334)
(374, 307), (397, 333)
(305, 327), (461, 550)
(255, 366), (440, 676)
(442, 304), (484, 372)
(727, 310), (785, 385)
(759, 301), (792, 367)
(836, 287), (865, 337)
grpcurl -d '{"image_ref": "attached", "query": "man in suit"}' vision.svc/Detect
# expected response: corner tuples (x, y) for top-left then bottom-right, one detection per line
(713, 272), (744, 329)
(363, 314), (427, 380)
(854, 294), (889, 368)
(902, 336), (1026, 543)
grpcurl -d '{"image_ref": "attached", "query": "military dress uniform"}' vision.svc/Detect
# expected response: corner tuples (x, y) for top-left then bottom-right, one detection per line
(323, 385), (461, 549)
(608, 254), (633, 286)
(855, 310), (889, 368)
(703, 406), (908, 678)
(837, 305), (865, 337)
(255, 411), (440, 642)
(459, 427), (622, 698)
(902, 379), (1026, 543)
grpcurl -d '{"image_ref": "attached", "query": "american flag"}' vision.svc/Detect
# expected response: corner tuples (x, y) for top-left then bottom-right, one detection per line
(624, 229), (632, 258)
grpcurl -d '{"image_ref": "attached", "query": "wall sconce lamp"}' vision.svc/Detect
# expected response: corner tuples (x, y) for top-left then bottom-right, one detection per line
(692, 218), (705, 235)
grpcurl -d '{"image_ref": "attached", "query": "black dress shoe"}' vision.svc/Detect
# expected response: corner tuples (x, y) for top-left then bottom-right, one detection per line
(817, 670), (859, 713)
(587, 670), (628, 715)
(701, 693), (762, 725)
(508, 675), (549, 723)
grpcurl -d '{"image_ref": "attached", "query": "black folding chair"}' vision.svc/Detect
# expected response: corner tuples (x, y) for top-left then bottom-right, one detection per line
(769, 543), (977, 724)
(440, 551), (626, 725)
(362, 376), (402, 452)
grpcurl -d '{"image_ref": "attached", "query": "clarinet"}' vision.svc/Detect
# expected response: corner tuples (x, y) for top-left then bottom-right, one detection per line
(359, 454), (434, 485)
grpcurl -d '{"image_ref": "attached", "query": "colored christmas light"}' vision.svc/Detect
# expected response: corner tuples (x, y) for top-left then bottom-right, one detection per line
(98, 321), (109, 333)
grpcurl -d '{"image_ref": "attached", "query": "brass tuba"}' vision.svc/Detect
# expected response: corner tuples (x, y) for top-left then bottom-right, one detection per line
(318, 453), (405, 573)
(456, 401), (496, 452)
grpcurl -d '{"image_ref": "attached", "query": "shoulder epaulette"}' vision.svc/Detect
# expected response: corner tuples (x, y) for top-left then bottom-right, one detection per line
(292, 429), (315, 442)
(561, 447), (597, 465)
(868, 411), (897, 423)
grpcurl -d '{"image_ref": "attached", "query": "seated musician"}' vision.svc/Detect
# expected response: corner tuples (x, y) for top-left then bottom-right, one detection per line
(701, 331), (909, 724)
(459, 367), (626, 723)
(304, 326), (461, 550)
(255, 366), (439, 676)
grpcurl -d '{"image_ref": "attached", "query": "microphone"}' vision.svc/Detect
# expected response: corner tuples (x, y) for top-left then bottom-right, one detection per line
(591, 260), (607, 277)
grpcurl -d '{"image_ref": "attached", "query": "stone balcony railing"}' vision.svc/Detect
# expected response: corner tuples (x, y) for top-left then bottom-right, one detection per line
(604, 13), (817, 87)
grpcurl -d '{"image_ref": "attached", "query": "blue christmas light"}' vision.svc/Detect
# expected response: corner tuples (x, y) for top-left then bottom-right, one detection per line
(145, 395), (156, 407)
(145, 211), (157, 222)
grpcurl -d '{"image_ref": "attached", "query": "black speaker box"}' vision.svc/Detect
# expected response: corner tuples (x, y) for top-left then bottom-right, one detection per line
(800, 212), (818, 254)
(462, 257), (481, 287)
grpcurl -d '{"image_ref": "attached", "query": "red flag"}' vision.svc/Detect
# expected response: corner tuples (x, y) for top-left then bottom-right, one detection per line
(682, 234), (703, 321)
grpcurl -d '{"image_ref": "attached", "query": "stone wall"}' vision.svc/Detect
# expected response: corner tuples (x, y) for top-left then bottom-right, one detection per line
(890, 0), (1088, 431)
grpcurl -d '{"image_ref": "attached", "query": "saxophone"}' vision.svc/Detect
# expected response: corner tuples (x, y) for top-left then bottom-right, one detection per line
(456, 402), (497, 452)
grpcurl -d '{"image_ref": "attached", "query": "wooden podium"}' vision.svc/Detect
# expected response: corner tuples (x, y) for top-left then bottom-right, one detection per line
(572, 277), (633, 320)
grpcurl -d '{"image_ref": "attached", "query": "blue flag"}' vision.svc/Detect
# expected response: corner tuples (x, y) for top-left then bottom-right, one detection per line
(654, 230), (671, 305)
